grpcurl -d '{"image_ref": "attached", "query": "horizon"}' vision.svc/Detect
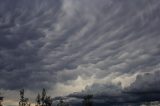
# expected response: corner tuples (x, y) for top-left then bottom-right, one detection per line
(1, 89), (160, 106)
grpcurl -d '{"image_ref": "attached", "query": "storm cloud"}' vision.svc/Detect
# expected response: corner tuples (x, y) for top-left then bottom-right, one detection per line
(67, 71), (160, 105)
(0, 0), (160, 105)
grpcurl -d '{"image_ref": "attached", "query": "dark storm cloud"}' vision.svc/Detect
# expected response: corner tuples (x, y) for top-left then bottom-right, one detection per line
(66, 71), (160, 105)
(0, 0), (160, 105)
(126, 71), (160, 93)
(0, 0), (62, 90)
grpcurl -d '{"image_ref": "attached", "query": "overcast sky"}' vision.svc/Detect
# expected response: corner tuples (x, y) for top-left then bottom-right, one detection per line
(0, 0), (160, 106)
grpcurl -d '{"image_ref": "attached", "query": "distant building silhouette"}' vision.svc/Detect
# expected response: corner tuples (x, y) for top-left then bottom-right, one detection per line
(82, 95), (93, 106)
(56, 99), (69, 106)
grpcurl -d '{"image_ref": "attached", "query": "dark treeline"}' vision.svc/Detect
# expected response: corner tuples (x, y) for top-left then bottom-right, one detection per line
(1, 89), (160, 106)
(18, 89), (93, 106)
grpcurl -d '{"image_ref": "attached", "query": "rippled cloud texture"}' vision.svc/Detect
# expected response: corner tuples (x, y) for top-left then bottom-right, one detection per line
(0, 0), (160, 105)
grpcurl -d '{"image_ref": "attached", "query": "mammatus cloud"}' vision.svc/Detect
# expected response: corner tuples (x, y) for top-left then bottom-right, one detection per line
(0, 0), (160, 105)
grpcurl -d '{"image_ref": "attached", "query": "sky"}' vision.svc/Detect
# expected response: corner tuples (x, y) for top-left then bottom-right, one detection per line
(0, 0), (160, 106)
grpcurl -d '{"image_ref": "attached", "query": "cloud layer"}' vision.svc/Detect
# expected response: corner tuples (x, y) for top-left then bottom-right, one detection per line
(0, 0), (160, 105)
(67, 71), (160, 105)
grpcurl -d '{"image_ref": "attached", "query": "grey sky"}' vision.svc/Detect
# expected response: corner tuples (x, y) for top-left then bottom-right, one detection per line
(0, 0), (160, 106)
